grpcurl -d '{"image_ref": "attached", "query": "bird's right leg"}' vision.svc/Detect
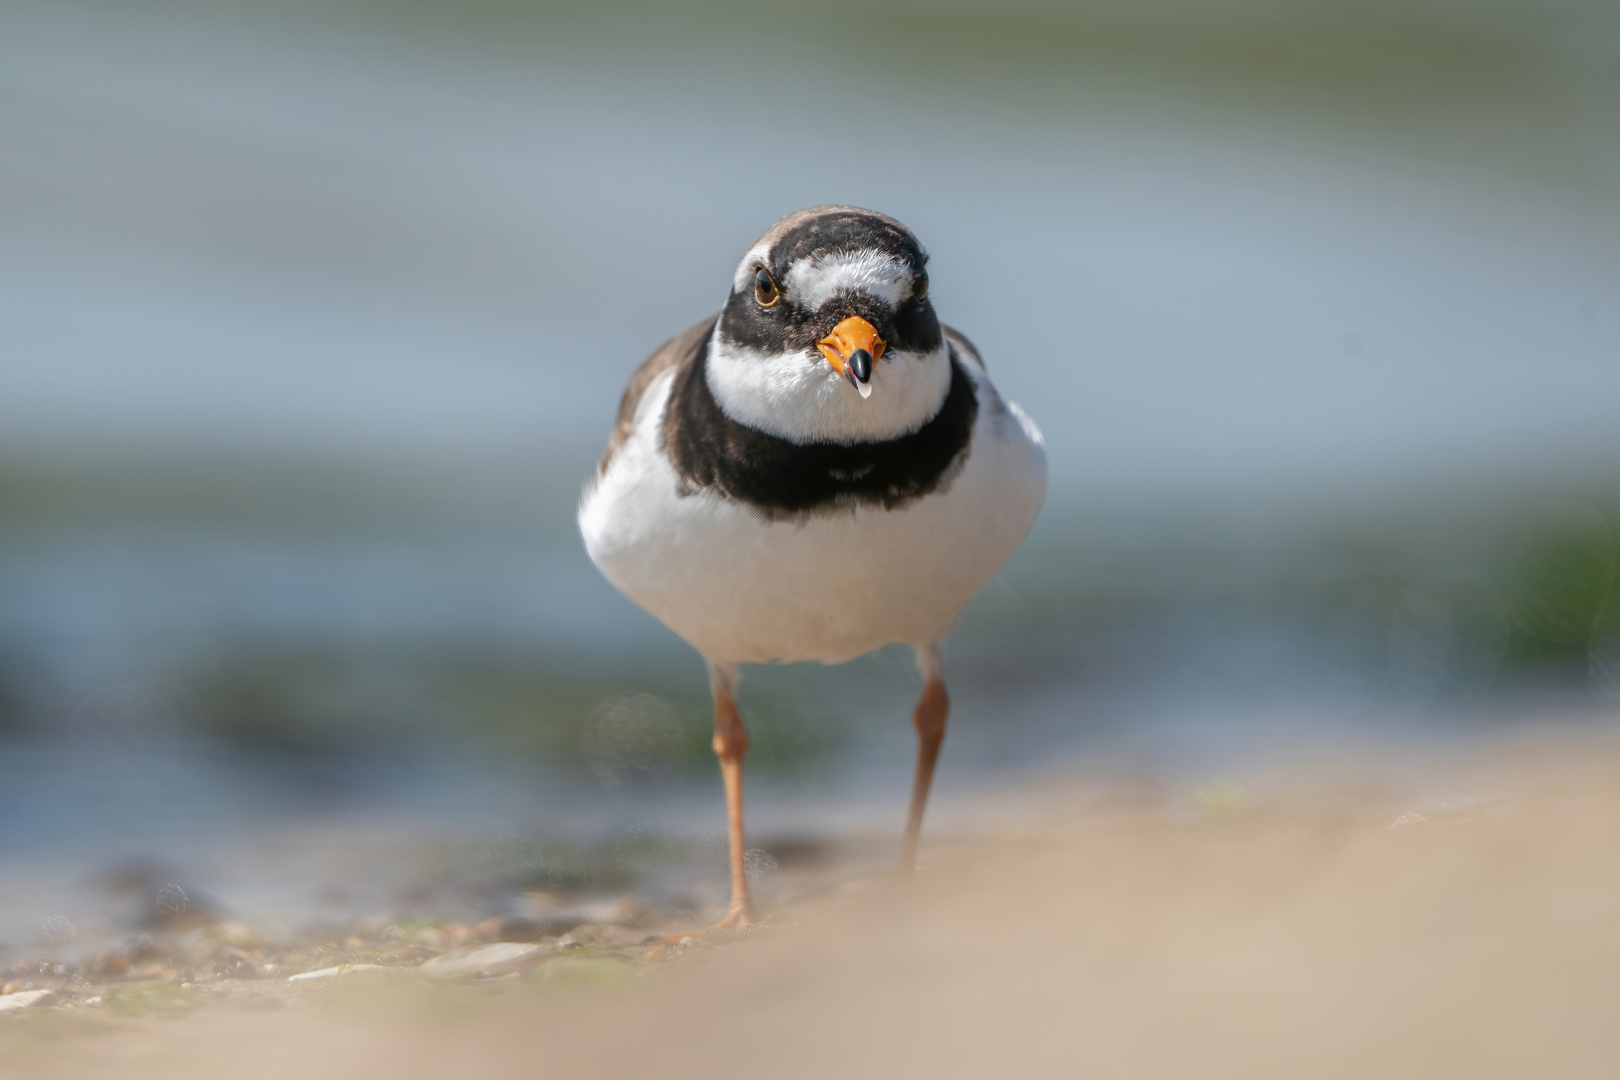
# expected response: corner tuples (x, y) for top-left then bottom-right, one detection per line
(653, 661), (757, 944)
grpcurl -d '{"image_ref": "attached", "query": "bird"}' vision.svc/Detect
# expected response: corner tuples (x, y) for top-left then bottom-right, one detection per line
(579, 206), (1045, 928)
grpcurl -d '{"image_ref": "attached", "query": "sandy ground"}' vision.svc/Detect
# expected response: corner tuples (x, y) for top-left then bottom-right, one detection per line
(4, 730), (1620, 1079)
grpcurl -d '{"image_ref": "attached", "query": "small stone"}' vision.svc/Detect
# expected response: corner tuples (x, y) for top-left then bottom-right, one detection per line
(556, 923), (619, 948)
(211, 947), (259, 980)
(643, 946), (667, 964)
(89, 951), (132, 978)
(213, 922), (260, 949)
(354, 914), (392, 936)
(518, 890), (570, 916)
(417, 942), (550, 981)
(126, 935), (163, 962)
(583, 897), (647, 926)
(286, 963), (387, 982)
(0, 990), (58, 1012)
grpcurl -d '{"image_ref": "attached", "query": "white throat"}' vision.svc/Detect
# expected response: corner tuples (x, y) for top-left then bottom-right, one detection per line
(705, 330), (952, 445)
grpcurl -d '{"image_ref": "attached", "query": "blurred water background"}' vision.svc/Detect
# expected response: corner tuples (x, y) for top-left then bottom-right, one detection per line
(2, 0), (1620, 947)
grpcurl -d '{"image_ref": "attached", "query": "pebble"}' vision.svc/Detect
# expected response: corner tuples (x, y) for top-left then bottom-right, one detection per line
(440, 924), (477, 946)
(212, 947), (258, 980)
(89, 951), (132, 978)
(580, 896), (647, 926)
(417, 942), (550, 981)
(0, 990), (58, 1012)
(212, 922), (260, 949)
(557, 923), (638, 948)
(286, 963), (387, 982)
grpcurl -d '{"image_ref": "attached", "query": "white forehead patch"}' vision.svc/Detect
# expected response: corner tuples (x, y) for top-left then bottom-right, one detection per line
(730, 244), (773, 294)
(787, 249), (913, 311)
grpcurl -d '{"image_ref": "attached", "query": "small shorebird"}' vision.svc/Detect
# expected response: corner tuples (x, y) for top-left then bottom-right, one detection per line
(579, 206), (1045, 926)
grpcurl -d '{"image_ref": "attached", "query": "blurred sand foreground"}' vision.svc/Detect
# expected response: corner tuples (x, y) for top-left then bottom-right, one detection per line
(5, 730), (1620, 1079)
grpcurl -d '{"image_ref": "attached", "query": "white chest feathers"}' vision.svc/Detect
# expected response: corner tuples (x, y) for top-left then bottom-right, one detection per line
(705, 332), (953, 445)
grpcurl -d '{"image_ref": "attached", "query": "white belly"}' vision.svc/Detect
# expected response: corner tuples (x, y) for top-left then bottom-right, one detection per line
(579, 368), (1046, 665)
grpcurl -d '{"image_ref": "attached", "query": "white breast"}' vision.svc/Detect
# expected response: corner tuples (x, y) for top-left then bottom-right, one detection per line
(578, 357), (1046, 666)
(706, 334), (953, 445)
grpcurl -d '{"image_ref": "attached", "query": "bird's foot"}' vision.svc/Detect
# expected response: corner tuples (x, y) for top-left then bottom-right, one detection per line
(708, 903), (757, 930)
(651, 903), (757, 945)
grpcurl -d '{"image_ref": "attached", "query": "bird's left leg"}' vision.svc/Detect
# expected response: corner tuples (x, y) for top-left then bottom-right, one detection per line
(899, 641), (949, 874)
(707, 659), (757, 928)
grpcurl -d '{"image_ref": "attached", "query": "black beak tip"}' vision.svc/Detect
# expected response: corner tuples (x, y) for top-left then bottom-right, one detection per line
(849, 348), (873, 384)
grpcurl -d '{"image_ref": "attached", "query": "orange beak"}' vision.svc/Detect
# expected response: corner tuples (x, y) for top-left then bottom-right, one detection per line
(816, 316), (886, 399)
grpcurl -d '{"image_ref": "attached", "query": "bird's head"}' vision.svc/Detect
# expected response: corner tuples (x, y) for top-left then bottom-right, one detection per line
(708, 206), (951, 444)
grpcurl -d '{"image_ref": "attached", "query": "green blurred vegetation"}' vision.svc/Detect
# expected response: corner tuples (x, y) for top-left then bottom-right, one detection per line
(62, 0), (1607, 200)
(6, 439), (1619, 757)
(1502, 503), (1617, 677)
(984, 478), (1620, 704)
(0, 450), (581, 537)
(334, 0), (1594, 102)
(0, 667), (23, 738)
(307, 0), (1620, 189)
(172, 644), (850, 781)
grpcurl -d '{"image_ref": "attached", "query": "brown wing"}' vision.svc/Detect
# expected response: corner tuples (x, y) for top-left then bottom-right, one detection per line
(597, 314), (719, 477)
(942, 324), (985, 370)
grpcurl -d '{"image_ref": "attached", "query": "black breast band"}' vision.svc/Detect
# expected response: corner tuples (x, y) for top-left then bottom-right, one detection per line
(663, 340), (978, 520)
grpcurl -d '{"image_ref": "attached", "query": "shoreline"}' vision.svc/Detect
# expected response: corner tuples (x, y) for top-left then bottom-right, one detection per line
(5, 726), (1620, 1077)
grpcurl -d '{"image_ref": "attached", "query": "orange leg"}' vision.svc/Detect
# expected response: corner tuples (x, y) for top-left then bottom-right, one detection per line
(707, 661), (756, 928)
(899, 643), (949, 874)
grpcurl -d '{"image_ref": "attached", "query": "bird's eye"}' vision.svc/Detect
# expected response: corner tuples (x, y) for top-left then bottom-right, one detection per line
(753, 268), (780, 308)
(913, 271), (929, 304)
